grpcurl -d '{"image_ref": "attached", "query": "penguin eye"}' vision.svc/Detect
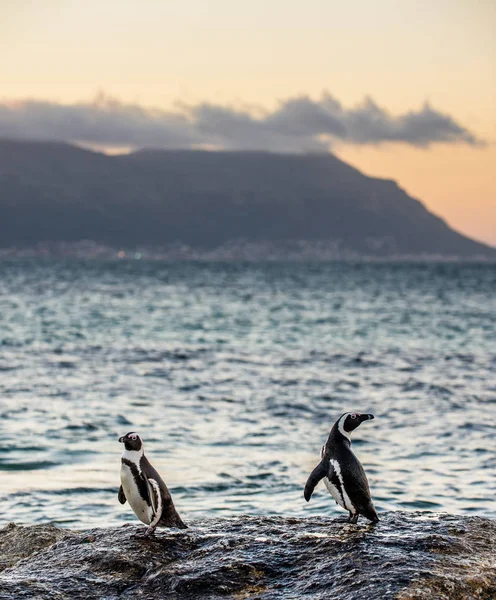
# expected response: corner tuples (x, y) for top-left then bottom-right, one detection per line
(350, 413), (358, 420)
(129, 434), (137, 440)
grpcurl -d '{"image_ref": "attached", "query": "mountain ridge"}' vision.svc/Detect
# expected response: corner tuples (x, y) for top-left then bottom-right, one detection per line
(0, 138), (494, 259)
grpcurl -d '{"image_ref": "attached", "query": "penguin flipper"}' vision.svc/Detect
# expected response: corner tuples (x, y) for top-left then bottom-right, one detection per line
(304, 460), (331, 502)
(118, 485), (127, 505)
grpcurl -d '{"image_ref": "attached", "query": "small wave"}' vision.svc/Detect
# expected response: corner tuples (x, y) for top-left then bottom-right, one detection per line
(0, 364), (19, 372)
(178, 383), (201, 392)
(0, 460), (58, 471)
(346, 354), (382, 368)
(47, 487), (117, 496)
(64, 423), (99, 431)
(397, 500), (443, 509)
(143, 368), (171, 378)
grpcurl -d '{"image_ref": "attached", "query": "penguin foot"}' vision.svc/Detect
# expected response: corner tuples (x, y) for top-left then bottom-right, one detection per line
(347, 512), (359, 524)
(133, 526), (156, 539)
(144, 526), (156, 537)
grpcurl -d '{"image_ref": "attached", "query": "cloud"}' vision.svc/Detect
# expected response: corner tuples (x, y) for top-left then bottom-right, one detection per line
(341, 97), (479, 146)
(0, 95), (197, 148)
(0, 92), (482, 152)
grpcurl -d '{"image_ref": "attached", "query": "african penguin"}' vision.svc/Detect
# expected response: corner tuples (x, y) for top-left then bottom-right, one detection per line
(304, 412), (379, 524)
(118, 432), (187, 535)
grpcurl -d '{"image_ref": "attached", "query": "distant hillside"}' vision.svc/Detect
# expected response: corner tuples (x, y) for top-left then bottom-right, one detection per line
(0, 138), (494, 259)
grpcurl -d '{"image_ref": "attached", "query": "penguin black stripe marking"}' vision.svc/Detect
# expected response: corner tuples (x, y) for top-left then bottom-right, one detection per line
(330, 459), (354, 512)
(304, 412), (379, 524)
(118, 432), (187, 535)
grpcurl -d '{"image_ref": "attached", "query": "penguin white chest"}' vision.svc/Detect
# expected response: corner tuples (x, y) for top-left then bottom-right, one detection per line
(120, 463), (153, 525)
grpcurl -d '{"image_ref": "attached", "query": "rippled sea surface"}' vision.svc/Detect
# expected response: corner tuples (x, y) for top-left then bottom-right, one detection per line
(0, 260), (495, 528)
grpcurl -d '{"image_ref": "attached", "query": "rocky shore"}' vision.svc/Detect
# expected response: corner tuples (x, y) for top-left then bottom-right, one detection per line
(0, 512), (494, 599)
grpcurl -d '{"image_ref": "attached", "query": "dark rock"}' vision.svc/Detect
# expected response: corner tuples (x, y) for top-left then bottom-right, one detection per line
(0, 512), (494, 599)
(0, 522), (68, 572)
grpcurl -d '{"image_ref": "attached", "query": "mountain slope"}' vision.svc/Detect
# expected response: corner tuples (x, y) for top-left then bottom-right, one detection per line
(0, 138), (494, 258)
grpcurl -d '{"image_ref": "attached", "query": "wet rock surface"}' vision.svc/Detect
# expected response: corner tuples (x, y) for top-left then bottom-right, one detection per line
(0, 512), (494, 599)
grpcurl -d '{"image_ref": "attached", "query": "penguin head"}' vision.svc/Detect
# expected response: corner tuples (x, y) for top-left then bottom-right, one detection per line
(337, 412), (374, 438)
(119, 432), (143, 451)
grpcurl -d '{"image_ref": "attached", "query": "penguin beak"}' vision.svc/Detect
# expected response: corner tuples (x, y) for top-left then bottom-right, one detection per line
(363, 414), (374, 421)
(118, 436), (125, 443)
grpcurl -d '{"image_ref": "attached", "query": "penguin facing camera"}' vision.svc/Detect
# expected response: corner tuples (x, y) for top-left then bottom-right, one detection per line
(118, 432), (187, 535)
(304, 412), (379, 524)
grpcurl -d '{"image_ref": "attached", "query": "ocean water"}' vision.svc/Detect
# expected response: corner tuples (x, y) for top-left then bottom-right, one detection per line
(0, 260), (495, 528)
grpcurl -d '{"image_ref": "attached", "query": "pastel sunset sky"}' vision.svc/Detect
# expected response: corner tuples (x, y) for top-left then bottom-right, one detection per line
(2, 0), (495, 245)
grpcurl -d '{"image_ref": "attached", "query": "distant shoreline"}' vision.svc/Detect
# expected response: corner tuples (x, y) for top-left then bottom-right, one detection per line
(1, 241), (496, 262)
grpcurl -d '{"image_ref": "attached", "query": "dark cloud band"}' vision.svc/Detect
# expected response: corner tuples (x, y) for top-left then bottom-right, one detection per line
(0, 92), (481, 152)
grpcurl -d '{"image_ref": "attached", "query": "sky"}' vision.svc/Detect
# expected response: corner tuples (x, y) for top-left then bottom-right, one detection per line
(1, 0), (495, 245)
